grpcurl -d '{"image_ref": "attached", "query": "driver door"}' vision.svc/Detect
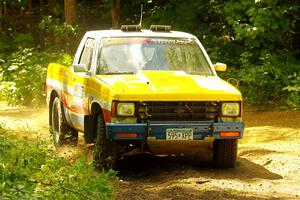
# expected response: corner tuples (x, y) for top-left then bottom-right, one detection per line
(67, 38), (95, 131)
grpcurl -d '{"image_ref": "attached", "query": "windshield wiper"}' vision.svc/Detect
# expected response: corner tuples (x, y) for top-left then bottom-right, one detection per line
(103, 71), (135, 75)
(188, 72), (210, 76)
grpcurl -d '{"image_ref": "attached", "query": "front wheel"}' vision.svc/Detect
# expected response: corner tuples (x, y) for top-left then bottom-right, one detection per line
(213, 139), (238, 168)
(93, 113), (118, 171)
(51, 97), (78, 147)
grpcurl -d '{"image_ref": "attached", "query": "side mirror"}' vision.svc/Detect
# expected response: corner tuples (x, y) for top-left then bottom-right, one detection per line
(213, 63), (227, 72)
(73, 64), (88, 73)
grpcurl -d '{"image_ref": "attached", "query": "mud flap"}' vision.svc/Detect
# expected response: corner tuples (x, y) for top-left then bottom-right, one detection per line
(84, 115), (96, 143)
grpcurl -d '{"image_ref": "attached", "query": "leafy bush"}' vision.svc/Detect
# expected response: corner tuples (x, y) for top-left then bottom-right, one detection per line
(38, 15), (79, 52)
(0, 33), (35, 58)
(0, 129), (118, 199)
(221, 0), (300, 107)
(0, 48), (72, 105)
(223, 0), (300, 107)
(0, 12), (76, 106)
(236, 52), (300, 107)
(0, 13), (74, 106)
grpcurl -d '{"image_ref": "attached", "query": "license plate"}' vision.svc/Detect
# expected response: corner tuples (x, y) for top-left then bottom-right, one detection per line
(166, 128), (193, 140)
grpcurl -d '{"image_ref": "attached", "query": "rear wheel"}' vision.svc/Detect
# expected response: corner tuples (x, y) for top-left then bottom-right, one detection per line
(213, 139), (237, 168)
(51, 97), (78, 147)
(93, 113), (118, 171)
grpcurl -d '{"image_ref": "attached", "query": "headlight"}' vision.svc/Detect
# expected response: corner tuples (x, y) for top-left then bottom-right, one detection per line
(221, 102), (240, 116)
(117, 103), (135, 116)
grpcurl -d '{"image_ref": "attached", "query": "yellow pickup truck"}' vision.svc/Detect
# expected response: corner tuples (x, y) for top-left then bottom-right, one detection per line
(46, 25), (244, 170)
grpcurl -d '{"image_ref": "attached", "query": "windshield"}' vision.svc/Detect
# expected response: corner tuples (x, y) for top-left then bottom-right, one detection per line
(96, 37), (213, 75)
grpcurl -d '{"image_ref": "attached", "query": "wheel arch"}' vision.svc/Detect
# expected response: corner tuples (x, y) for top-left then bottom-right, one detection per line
(90, 101), (104, 116)
(84, 101), (104, 144)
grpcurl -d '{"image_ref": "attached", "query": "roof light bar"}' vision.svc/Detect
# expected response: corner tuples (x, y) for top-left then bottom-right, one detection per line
(150, 25), (171, 32)
(121, 25), (142, 32)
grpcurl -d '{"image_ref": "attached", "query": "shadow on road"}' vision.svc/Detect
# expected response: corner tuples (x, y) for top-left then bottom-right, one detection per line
(116, 153), (283, 200)
(117, 153), (282, 181)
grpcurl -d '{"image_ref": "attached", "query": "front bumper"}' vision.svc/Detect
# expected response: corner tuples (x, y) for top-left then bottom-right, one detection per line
(106, 121), (244, 141)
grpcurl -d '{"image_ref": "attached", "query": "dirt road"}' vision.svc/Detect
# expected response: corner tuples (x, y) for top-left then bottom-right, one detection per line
(0, 107), (299, 200)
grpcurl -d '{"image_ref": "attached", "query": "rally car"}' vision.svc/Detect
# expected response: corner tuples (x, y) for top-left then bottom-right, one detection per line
(46, 25), (244, 170)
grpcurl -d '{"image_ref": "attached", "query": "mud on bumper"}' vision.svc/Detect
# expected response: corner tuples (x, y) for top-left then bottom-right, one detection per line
(106, 121), (244, 141)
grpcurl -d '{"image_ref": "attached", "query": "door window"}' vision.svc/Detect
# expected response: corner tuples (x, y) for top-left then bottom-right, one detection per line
(78, 38), (95, 70)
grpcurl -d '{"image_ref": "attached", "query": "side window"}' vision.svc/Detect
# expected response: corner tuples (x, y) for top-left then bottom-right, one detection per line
(78, 38), (95, 70)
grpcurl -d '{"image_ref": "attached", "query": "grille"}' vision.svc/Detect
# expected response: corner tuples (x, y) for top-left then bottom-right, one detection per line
(137, 101), (220, 122)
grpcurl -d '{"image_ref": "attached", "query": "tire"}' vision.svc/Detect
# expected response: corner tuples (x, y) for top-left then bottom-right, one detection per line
(93, 113), (118, 171)
(213, 139), (237, 168)
(51, 97), (78, 147)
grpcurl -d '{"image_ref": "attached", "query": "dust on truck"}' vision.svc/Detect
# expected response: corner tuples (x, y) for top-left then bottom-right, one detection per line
(46, 25), (244, 170)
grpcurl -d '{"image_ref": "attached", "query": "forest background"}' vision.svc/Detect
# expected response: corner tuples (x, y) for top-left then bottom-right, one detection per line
(0, 0), (299, 108)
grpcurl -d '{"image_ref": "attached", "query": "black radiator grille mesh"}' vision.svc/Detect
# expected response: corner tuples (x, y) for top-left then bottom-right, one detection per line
(137, 101), (220, 122)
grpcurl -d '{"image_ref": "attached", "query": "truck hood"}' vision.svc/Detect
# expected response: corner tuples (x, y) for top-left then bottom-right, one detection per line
(96, 71), (242, 101)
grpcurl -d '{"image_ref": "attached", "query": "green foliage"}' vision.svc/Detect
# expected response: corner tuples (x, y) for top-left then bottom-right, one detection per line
(35, 158), (117, 199)
(0, 123), (6, 133)
(221, 0), (300, 107)
(0, 130), (118, 199)
(38, 15), (79, 51)
(0, 48), (72, 105)
(0, 0), (27, 6)
(236, 52), (300, 107)
(0, 5), (75, 106)
(0, 33), (34, 57)
(224, 0), (298, 58)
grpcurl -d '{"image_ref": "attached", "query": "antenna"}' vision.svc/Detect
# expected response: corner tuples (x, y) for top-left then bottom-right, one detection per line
(139, 4), (143, 26)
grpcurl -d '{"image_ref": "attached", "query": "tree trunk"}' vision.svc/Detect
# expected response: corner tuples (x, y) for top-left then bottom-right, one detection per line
(40, 0), (44, 12)
(48, 0), (56, 14)
(64, 0), (76, 25)
(111, 0), (120, 29)
(0, 3), (2, 31)
(3, 1), (6, 15)
(28, 0), (32, 12)
(97, 0), (101, 8)
(1, 2), (7, 31)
